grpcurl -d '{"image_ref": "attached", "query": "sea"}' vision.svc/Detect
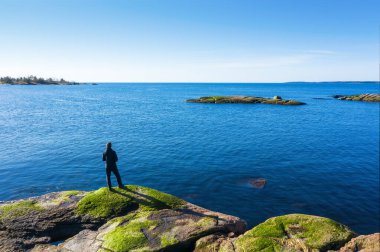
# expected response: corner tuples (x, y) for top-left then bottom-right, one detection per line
(0, 82), (379, 234)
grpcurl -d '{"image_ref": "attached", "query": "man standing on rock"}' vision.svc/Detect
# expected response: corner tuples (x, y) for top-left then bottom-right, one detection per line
(102, 142), (125, 190)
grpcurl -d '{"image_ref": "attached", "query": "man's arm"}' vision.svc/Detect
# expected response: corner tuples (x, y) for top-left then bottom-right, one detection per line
(114, 151), (118, 162)
(102, 152), (106, 161)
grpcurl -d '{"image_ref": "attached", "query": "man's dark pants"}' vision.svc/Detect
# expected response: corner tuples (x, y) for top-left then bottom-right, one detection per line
(106, 166), (123, 189)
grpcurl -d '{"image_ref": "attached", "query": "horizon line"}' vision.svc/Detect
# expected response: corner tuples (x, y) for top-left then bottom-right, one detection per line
(83, 80), (380, 84)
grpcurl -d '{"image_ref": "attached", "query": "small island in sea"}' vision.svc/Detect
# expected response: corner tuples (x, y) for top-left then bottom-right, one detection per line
(0, 76), (79, 85)
(333, 94), (380, 102)
(187, 96), (306, 105)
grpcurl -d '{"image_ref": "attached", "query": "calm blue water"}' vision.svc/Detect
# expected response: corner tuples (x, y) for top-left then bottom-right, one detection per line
(0, 83), (379, 234)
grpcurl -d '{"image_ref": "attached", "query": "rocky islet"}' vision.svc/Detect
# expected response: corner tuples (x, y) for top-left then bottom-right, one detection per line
(186, 96), (306, 105)
(333, 94), (380, 102)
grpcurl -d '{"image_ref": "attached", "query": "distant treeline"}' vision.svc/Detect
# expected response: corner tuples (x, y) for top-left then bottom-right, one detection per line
(0, 76), (78, 85)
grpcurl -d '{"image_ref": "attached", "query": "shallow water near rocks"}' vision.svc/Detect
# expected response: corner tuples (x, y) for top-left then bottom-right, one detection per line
(50, 240), (65, 246)
(0, 82), (379, 234)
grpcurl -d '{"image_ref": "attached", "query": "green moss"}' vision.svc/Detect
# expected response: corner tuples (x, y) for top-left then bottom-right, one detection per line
(102, 214), (158, 252)
(107, 211), (154, 225)
(245, 218), (286, 238)
(276, 214), (354, 250)
(75, 187), (136, 218)
(234, 214), (355, 252)
(75, 185), (185, 219)
(161, 233), (179, 247)
(235, 236), (281, 252)
(0, 200), (43, 221)
(127, 185), (185, 211)
(196, 216), (218, 228)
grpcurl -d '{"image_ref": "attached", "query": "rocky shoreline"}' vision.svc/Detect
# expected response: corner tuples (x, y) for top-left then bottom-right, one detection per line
(186, 96), (306, 105)
(0, 186), (378, 252)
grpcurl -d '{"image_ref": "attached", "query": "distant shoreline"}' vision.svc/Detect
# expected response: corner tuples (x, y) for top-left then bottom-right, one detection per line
(0, 76), (80, 85)
(0, 82), (81, 85)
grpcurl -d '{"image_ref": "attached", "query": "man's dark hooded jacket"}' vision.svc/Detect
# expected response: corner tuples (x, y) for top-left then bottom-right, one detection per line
(102, 147), (118, 168)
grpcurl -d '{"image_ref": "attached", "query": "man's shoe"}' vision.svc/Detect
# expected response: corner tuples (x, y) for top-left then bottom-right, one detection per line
(118, 185), (125, 189)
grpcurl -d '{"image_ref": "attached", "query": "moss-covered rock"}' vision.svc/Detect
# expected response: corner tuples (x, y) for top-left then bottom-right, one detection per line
(75, 185), (185, 219)
(186, 96), (305, 105)
(46, 206), (244, 252)
(130, 185), (186, 210)
(3, 186), (372, 252)
(87, 209), (226, 251)
(101, 212), (159, 252)
(2, 186), (243, 252)
(234, 214), (356, 252)
(2, 185), (242, 252)
(333, 94), (380, 102)
(0, 200), (44, 221)
(0, 191), (92, 251)
(75, 187), (136, 219)
(0, 191), (83, 221)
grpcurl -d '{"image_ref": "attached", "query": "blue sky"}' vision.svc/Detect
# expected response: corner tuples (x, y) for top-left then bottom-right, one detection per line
(1, 0), (379, 82)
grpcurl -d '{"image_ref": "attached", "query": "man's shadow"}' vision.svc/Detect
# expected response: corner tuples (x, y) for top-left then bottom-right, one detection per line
(110, 187), (172, 210)
(110, 187), (230, 224)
